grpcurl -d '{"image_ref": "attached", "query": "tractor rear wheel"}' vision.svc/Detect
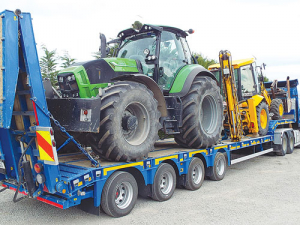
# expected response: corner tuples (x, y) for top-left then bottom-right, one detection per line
(88, 81), (160, 161)
(257, 101), (270, 136)
(270, 99), (284, 120)
(175, 76), (223, 149)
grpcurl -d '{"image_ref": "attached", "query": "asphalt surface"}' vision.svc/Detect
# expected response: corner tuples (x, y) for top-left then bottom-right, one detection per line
(1, 147), (300, 225)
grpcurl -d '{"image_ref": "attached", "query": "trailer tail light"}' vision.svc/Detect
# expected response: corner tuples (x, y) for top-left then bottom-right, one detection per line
(50, 128), (54, 136)
(34, 163), (43, 174)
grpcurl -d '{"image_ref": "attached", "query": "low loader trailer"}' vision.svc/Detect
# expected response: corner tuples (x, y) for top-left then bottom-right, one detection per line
(1, 10), (300, 217)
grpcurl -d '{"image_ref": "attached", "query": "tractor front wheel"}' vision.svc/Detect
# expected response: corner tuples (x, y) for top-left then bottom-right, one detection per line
(257, 101), (270, 136)
(88, 81), (160, 162)
(270, 98), (284, 120)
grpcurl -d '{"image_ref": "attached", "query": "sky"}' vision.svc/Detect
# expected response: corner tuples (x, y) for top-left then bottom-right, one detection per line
(2, 0), (300, 81)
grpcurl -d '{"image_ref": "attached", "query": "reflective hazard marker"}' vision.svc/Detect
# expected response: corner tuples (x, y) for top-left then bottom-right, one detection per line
(36, 127), (58, 165)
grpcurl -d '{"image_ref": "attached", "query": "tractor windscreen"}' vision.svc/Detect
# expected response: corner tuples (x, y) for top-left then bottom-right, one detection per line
(117, 33), (157, 77)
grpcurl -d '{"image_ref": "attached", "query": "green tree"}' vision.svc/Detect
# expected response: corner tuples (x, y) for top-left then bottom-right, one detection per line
(61, 51), (76, 68)
(193, 53), (217, 69)
(132, 21), (143, 30)
(39, 45), (58, 86)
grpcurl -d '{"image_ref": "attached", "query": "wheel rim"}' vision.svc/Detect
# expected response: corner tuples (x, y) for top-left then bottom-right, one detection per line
(279, 104), (284, 116)
(160, 171), (173, 195)
(115, 182), (133, 209)
(216, 157), (225, 176)
(122, 102), (150, 145)
(282, 137), (287, 154)
(199, 95), (218, 134)
(260, 109), (268, 129)
(192, 164), (203, 185)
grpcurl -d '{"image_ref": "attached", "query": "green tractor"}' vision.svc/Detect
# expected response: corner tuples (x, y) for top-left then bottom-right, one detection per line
(50, 24), (223, 162)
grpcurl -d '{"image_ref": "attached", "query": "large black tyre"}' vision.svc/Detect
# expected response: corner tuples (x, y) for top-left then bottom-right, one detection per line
(184, 157), (205, 191)
(287, 131), (294, 154)
(270, 99), (284, 120)
(256, 101), (270, 136)
(87, 81), (160, 161)
(101, 171), (138, 217)
(275, 133), (288, 156)
(208, 152), (227, 181)
(151, 163), (176, 201)
(174, 77), (223, 149)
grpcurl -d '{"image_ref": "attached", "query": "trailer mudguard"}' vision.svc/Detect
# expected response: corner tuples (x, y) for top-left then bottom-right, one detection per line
(169, 64), (217, 97)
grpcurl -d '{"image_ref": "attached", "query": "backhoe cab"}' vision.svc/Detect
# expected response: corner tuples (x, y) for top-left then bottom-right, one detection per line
(209, 57), (284, 137)
(52, 24), (224, 162)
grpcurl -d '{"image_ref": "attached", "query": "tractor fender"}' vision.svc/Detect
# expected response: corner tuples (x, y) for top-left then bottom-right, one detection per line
(169, 65), (217, 98)
(251, 94), (264, 107)
(111, 74), (168, 117)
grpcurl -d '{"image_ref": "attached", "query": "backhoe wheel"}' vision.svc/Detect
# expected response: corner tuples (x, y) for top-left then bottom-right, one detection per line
(101, 171), (138, 217)
(175, 77), (223, 149)
(184, 157), (205, 191)
(151, 163), (176, 201)
(257, 101), (270, 136)
(209, 152), (227, 181)
(88, 81), (160, 162)
(270, 99), (284, 120)
(287, 131), (294, 154)
(275, 133), (288, 156)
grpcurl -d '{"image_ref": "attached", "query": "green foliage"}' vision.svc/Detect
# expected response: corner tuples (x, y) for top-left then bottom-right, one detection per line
(39, 45), (58, 86)
(193, 53), (217, 69)
(132, 21), (143, 30)
(61, 51), (76, 68)
(263, 76), (269, 82)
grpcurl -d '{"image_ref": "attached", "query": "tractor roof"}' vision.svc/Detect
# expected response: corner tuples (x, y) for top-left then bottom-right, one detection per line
(117, 24), (188, 40)
(208, 58), (255, 70)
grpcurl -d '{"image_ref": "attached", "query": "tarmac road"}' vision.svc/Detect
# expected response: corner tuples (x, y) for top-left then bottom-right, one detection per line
(1, 147), (300, 225)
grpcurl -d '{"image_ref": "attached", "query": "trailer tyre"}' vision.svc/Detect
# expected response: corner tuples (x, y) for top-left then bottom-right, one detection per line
(257, 101), (270, 136)
(209, 152), (227, 181)
(101, 171), (138, 217)
(151, 163), (176, 201)
(184, 157), (205, 191)
(275, 133), (288, 156)
(175, 76), (223, 148)
(270, 99), (284, 120)
(88, 81), (160, 161)
(287, 131), (294, 154)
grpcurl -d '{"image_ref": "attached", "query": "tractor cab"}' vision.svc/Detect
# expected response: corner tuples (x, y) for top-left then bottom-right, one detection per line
(109, 24), (195, 91)
(208, 58), (260, 100)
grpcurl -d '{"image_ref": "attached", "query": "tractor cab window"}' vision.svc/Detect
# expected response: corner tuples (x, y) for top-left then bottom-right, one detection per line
(117, 33), (157, 77)
(240, 64), (256, 97)
(180, 37), (193, 64)
(158, 31), (186, 90)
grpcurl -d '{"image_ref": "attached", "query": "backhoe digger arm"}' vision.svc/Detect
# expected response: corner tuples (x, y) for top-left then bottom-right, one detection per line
(219, 50), (243, 142)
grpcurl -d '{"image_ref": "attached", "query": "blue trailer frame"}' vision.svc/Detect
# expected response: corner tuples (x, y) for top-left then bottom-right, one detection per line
(0, 10), (299, 217)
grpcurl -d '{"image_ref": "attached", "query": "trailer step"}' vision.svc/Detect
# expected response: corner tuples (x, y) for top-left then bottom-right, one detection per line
(231, 148), (273, 165)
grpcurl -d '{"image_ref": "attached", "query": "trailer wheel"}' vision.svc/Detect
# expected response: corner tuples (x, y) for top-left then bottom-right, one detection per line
(184, 157), (205, 191)
(270, 99), (284, 120)
(275, 133), (288, 156)
(175, 77), (223, 149)
(101, 171), (138, 217)
(151, 163), (176, 201)
(257, 101), (270, 136)
(287, 131), (294, 154)
(88, 81), (160, 161)
(209, 152), (227, 181)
